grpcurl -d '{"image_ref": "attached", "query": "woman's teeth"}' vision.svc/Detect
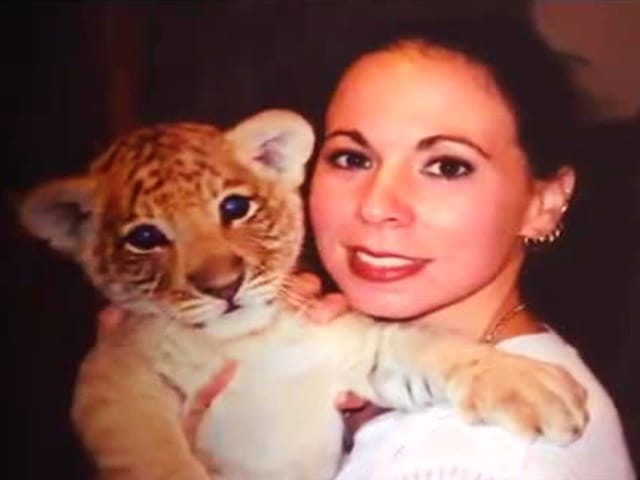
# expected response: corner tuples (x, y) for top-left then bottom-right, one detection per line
(349, 249), (427, 282)
(354, 250), (416, 267)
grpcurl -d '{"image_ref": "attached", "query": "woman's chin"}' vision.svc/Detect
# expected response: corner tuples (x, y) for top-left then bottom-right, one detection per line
(346, 294), (432, 321)
(333, 271), (441, 320)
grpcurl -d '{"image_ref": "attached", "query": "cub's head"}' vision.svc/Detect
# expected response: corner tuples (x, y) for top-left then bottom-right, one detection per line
(20, 110), (314, 333)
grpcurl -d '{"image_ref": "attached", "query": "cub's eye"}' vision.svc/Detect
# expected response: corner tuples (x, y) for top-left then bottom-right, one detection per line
(220, 194), (252, 224)
(123, 224), (170, 252)
(422, 156), (474, 179)
(328, 149), (372, 170)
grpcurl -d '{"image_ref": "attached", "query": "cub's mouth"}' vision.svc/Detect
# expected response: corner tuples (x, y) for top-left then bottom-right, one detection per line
(131, 287), (240, 327)
(224, 300), (240, 314)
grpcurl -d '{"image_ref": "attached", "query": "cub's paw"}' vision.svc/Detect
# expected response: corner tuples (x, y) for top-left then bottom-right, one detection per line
(447, 352), (588, 445)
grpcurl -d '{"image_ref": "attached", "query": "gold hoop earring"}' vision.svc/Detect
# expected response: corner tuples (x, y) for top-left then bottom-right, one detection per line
(523, 222), (564, 248)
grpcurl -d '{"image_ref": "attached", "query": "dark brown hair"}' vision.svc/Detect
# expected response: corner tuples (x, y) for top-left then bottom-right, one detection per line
(317, 16), (593, 179)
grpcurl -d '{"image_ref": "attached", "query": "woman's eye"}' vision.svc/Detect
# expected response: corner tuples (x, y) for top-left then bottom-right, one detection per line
(327, 150), (372, 170)
(123, 224), (170, 251)
(422, 156), (474, 179)
(220, 194), (253, 224)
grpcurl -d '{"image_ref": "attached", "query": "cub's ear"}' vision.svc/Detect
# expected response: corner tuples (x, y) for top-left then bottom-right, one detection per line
(19, 176), (96, 256)
(225, 109), (315, 187)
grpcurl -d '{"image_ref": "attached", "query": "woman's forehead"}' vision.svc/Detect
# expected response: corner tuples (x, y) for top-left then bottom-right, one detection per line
(330, 46), (508, 114)
(325, 47), (519, 148)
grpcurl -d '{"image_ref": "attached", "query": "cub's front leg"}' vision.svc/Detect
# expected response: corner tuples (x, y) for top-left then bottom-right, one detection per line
(338, 315), (588, 444)
(71, 336), (213, 480)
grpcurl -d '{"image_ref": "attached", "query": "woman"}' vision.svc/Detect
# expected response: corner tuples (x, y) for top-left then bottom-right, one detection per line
(304, 18), (634, 478)
(91, 17), (635, 479)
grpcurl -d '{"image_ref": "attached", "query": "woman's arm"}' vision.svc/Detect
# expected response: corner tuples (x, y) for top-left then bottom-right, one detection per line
(336, 333), (635, 480)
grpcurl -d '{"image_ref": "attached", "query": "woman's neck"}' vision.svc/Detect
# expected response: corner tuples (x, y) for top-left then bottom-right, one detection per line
(412, 254), (541, 342)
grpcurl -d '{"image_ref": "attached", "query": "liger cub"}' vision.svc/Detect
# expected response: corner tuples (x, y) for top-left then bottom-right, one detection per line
(20, 109), (588, 480)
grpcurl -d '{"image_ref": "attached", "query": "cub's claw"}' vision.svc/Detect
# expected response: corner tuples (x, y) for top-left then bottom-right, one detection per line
(448, 352), (589, 444)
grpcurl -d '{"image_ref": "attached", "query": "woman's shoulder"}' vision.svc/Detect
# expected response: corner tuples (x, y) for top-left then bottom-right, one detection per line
(498, 331), (602, 386)
(494, 330), (635, 478)
(498, 330), (618, 415)
(336, 331), (636, 480)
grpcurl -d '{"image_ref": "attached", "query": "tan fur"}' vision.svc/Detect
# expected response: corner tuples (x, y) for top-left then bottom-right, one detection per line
(20, 110), (588, 479)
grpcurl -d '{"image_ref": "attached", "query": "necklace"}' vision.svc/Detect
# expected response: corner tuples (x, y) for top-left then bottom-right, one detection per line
(481, 303), (526, 344)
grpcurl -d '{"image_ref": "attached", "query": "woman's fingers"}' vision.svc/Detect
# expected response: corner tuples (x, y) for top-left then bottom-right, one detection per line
(335, 391), (369, 410)
(184, 360), (239, 445)
(291, 271), (323, 297)
(306, 293), (350, 323)
(280, 271), (323, 310)
(96, 305), (127, 341)
(281, 271), (350, 323)
(336, 391), (389, 446)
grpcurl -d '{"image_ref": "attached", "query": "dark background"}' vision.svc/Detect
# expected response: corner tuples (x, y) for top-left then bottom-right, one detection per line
(3, 2), (638, 477)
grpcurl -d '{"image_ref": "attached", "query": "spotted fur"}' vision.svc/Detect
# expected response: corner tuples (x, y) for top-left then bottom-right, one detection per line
(21, 113), (307, 334)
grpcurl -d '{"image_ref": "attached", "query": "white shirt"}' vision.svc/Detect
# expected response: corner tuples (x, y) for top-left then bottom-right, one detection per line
(336, 331), (635, 480)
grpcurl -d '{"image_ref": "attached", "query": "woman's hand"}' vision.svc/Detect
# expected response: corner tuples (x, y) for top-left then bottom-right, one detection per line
(95, 304), (128, 341)
(96, 280), (382, 450)
(281, 273), (389, 440)
(336, 391), (389, 449)
(283, 272), (388, 438)
(282, 271), (349, 323)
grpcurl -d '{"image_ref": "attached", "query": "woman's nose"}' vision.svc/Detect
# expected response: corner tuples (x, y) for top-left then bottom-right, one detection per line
(357, 168), (414, 226)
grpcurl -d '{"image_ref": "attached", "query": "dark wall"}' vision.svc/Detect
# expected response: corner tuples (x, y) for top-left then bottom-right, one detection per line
(4, 3), (638, 477)
(3, 5), (107, 479)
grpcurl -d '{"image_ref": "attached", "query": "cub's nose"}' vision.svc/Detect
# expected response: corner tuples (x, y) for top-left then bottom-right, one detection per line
(187, 255), (244, 300)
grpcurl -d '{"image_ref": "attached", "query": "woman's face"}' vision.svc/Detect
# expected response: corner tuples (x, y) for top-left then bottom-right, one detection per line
(309, 46), (549, 319)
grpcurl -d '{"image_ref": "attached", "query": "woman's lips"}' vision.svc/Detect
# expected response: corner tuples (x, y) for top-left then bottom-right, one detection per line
(348, 248), (428, 282)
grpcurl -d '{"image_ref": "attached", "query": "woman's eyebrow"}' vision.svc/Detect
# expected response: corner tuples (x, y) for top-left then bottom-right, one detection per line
(416, 135), (490, 159)
(323, 129), (370, 148)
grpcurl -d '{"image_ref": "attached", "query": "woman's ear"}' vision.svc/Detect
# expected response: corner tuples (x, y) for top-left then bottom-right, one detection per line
(520, 166), (575, 241)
